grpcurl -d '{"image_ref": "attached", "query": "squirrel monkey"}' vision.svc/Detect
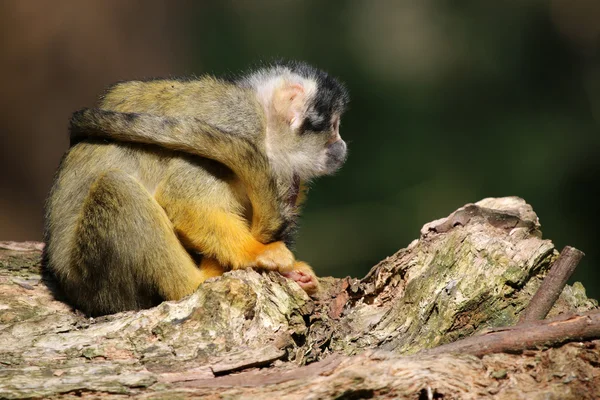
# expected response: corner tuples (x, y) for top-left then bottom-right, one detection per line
(44, 61), (349, 316)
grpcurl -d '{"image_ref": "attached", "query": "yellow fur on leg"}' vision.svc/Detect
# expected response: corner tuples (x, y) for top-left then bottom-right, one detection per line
(158, 257), (224, 301)
(158, 197), (295, 272)
(198, 257), (226, 280)
(246, 241), (295, 272)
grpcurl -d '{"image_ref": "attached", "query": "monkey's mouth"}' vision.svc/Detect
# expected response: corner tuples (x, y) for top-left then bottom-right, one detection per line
(324, 140), (347, 174)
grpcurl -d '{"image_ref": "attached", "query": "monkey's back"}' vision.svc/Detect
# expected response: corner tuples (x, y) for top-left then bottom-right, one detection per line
(44, 141), (164, 281)
(44, 139), (247, 314)
(102, 77), (265, 138)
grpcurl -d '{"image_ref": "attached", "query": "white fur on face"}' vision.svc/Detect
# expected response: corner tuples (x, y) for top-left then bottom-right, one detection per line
(265, 129), (331, 181)
(244, 67), (317, 119)
(245, 67), (332, 181)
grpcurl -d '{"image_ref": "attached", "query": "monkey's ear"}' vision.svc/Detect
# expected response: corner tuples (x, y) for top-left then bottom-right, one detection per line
(273, 82), (306, 130)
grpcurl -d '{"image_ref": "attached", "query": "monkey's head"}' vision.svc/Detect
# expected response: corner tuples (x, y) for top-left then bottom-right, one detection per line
(241, 62), (349, 181)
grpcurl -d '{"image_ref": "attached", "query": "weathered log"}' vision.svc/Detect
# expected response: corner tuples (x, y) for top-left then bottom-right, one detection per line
(0, 197), (598, 399)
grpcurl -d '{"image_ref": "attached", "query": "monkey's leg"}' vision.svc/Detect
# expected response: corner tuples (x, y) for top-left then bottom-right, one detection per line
(73, 170), (217, 316)
(155, 194), (294, 272)
(178, 208), (294, 272)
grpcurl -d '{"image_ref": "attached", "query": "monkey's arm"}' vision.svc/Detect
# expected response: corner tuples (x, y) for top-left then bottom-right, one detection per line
(70, 108), (284, 244)
(153, 164), (294, 272)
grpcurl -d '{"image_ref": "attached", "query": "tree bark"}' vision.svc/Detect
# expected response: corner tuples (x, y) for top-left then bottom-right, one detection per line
(0, 197), (598, 399)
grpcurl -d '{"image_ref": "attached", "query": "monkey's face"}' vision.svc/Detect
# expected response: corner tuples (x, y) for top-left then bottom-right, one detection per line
(284, 112), (347, 180)
(265, 111), (347, 181)
(256, 64), (349, 180)
(316, 115), (347, 176)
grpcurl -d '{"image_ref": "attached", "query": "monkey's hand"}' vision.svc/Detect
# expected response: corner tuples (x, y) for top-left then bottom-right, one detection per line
(254, 241), (295, 272)
(280, 261), (319, 295)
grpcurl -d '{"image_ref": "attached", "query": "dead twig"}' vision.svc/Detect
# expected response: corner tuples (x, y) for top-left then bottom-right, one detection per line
(519, 246), (584, 323)
(423, 310), (600, 357)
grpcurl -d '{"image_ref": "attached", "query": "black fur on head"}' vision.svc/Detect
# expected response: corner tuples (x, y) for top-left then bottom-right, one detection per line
(280, 60), (350, 134)
(239, 60), (350, 134)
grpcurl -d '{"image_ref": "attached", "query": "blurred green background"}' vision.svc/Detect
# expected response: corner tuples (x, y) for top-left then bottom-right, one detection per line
(1, 1), (598, 297)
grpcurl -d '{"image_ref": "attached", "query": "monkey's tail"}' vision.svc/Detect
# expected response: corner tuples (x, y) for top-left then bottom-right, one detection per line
(69, 108), (284, 243)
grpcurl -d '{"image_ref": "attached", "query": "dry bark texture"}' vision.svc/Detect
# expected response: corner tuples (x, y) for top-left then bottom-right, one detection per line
(0, 197), (598, 399)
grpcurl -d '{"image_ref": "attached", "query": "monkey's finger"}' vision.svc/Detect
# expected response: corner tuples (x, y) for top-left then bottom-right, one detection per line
(281, 270), (319, 294)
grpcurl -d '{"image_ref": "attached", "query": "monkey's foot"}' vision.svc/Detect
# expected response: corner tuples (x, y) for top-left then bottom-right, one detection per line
(281, 261), (319, 295)
(255, 241), (295, 272)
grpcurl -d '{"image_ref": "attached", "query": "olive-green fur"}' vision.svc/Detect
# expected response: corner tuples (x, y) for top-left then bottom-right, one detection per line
(45, 142), (248, 316)
(45, 66), (348, 316)
(72, 77), (289, 243)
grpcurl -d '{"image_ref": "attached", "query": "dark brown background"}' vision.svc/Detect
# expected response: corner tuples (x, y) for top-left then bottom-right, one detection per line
(1, 1), (599, 297)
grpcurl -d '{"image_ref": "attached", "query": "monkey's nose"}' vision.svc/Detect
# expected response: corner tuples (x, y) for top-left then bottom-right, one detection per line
(326, 132), (342, 146)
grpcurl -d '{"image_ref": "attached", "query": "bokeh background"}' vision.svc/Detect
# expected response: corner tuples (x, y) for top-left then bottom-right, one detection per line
(1, 1), (599, 297)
